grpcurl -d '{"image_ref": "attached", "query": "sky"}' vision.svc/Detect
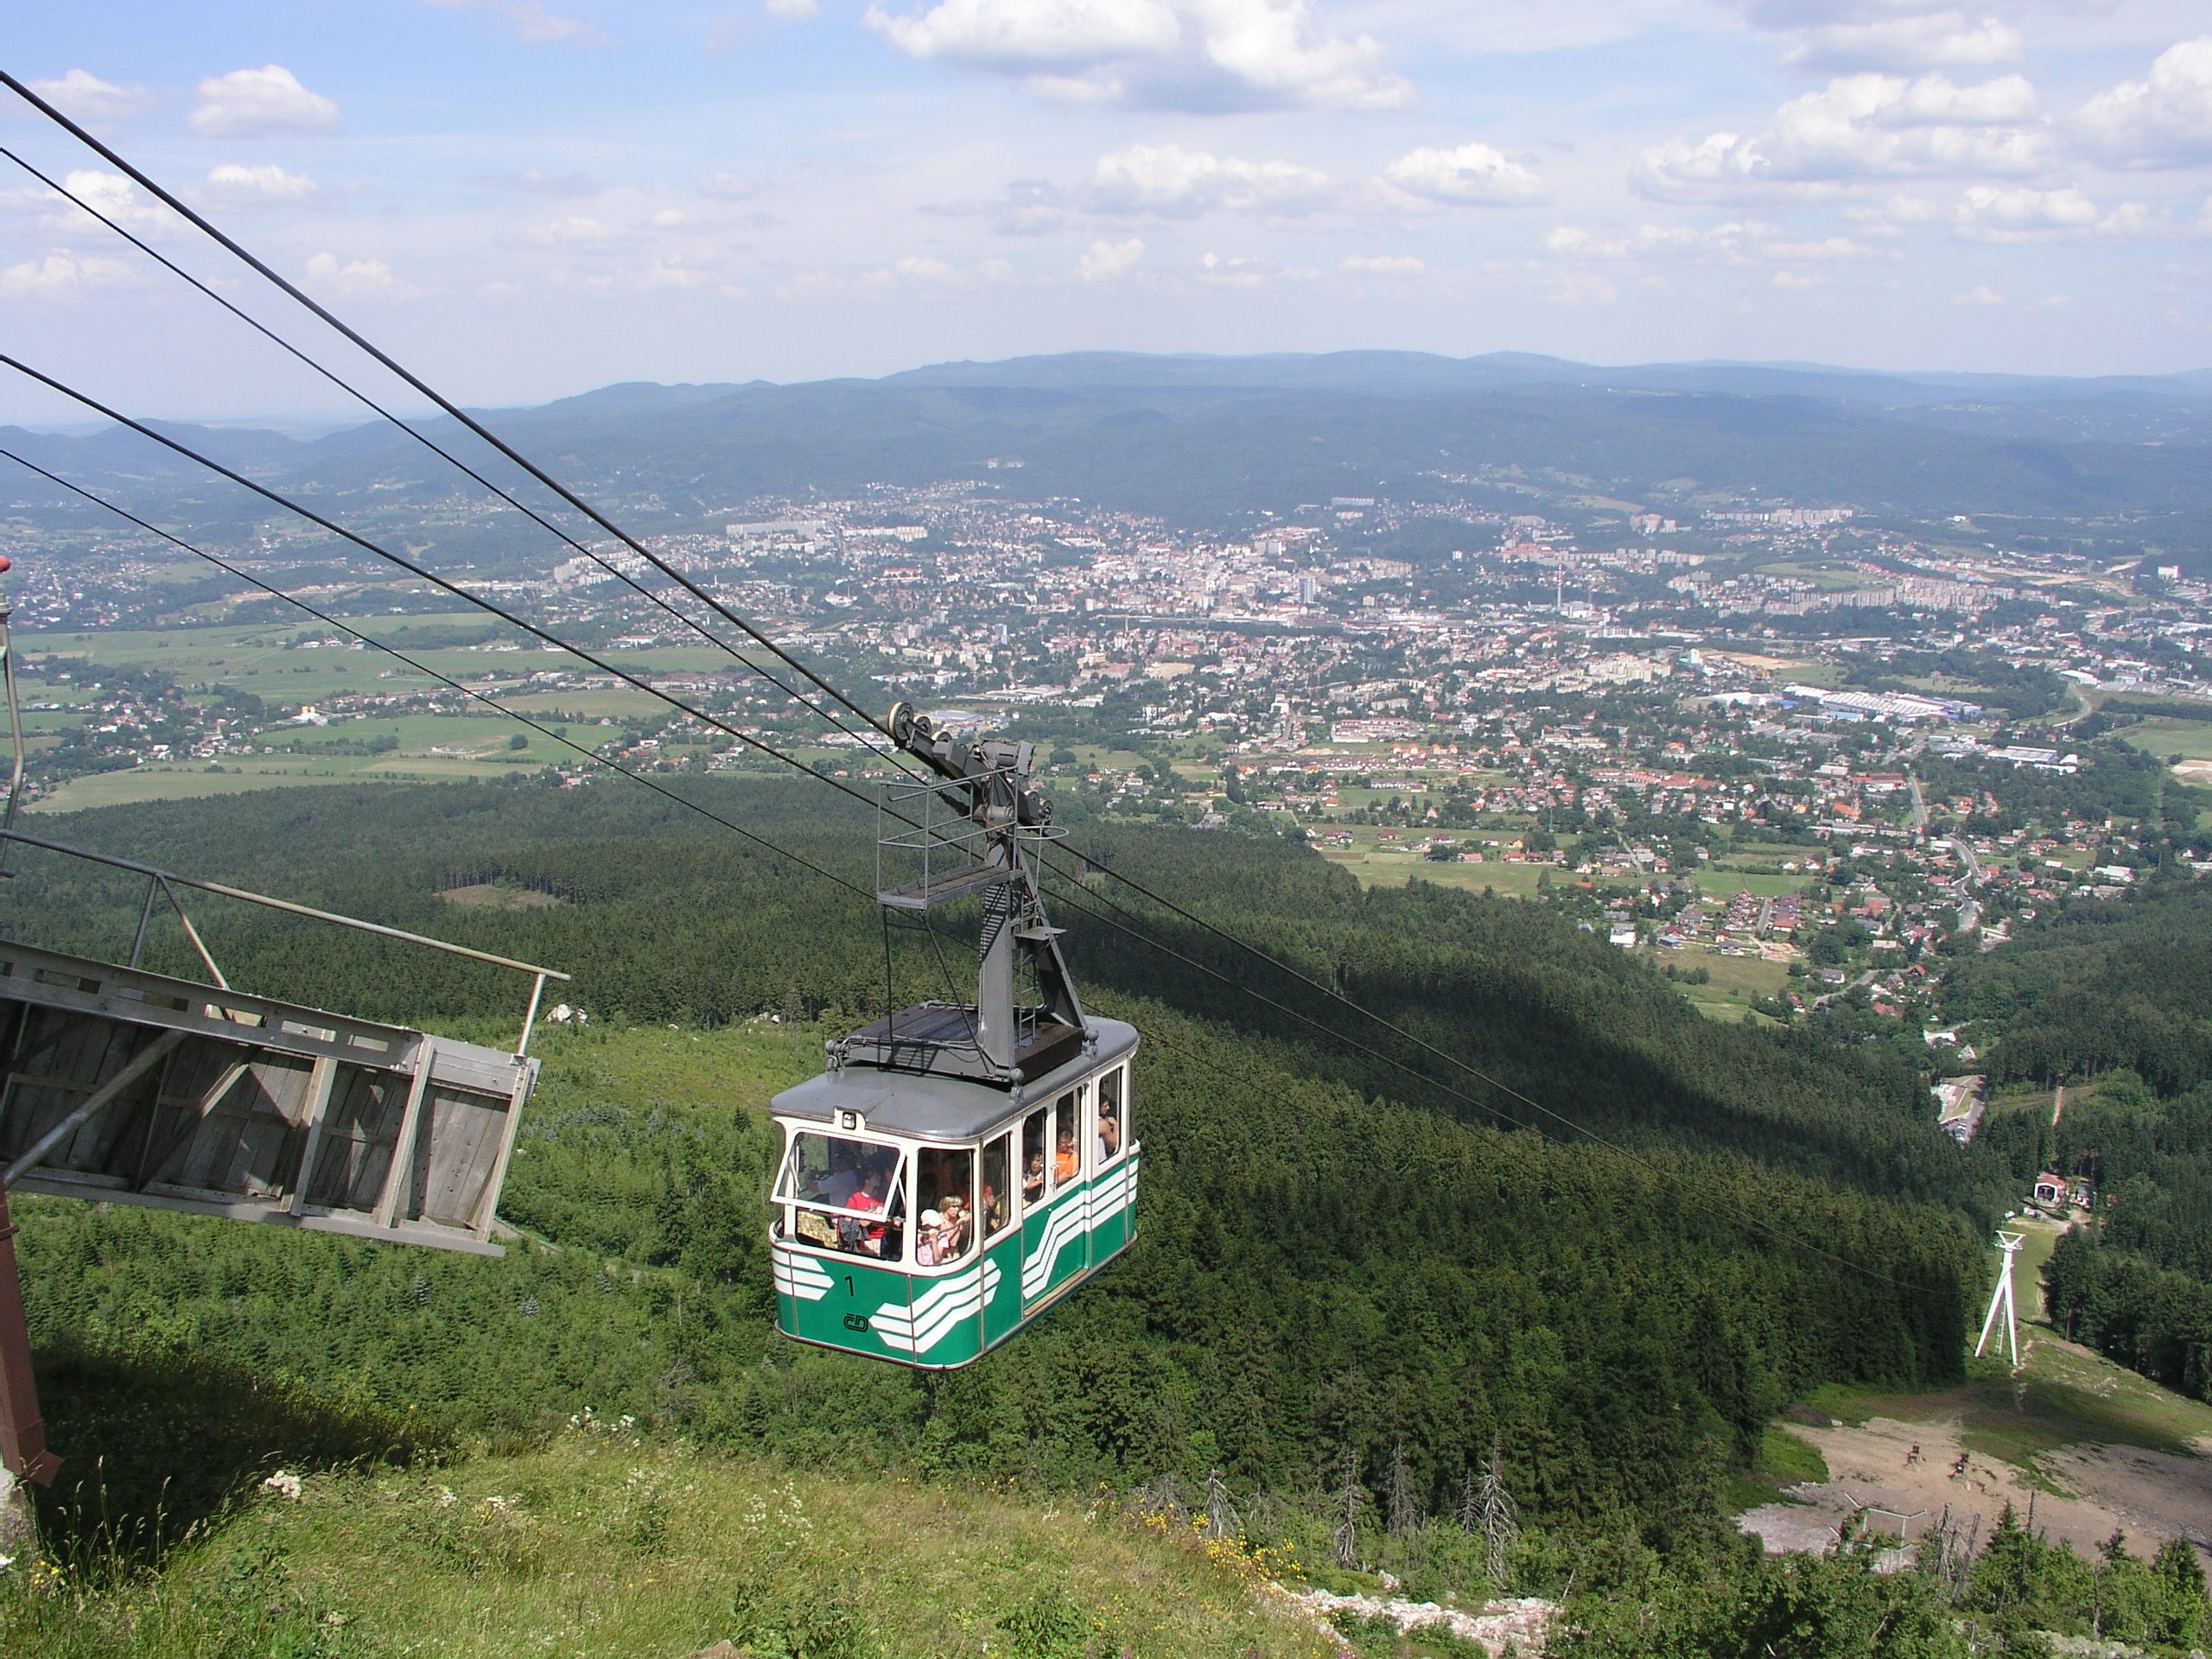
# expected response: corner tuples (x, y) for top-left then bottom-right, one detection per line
(4, 0), (2212, 423)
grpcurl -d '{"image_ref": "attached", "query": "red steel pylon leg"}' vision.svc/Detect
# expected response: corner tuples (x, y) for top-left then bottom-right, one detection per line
(0, 1185), (59, 1485)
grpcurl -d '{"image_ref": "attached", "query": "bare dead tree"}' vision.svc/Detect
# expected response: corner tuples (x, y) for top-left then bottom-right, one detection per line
(1332, 1447), (1363, 1570)
(1386, 1438), (1419, 1539)
(1204, 1468), (1242, 1541)
(1135, 1471), (1185, 1524)
(1475, 1435), (1519, 1592)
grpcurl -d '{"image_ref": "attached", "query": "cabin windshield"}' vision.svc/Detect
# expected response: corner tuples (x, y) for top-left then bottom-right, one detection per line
(777, 1131), (906, 1259)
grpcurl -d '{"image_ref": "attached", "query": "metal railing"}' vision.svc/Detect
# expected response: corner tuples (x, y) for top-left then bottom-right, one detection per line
(0, 828), (570, 1053)
(874, 767), (1065, 911)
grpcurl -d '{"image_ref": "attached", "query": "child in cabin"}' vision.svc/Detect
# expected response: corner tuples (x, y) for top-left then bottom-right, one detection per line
(1022, 1148), (1046, 1205)
(1053, 1125), (1079, 1186)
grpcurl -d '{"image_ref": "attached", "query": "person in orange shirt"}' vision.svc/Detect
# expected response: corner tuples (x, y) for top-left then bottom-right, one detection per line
(1053, 1125), (1079, 1185)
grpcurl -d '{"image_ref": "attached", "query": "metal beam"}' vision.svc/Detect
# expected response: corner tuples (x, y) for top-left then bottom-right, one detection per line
(289, 1055), (338, 1217)
(3, 1028), (187, 1187)
(374, 1040), (435, 1230)
(0, 828), (569, 984)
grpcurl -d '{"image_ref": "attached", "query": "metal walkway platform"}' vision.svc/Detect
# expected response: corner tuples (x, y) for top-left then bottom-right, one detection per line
(0, 944), (534, 1255)
(0, 830), (569, 1258)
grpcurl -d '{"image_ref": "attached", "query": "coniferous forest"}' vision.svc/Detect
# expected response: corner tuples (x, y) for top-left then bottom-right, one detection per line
(2, 778), (2204, 1655)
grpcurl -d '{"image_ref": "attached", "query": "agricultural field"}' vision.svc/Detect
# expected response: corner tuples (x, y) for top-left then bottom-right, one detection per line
(1657, 942), (1792, 1023)
(2116, 715), (2212, 789)
(1314, 826), (1559, 897)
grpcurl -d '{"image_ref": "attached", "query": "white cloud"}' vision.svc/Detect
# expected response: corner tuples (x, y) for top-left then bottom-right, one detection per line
(1953, 183), (2094, 239)
(766, 0), (820, 16)
(1634, 72), (2047, 200)
(1078, 236), (1146, 283)
(893, 254), (964, 283)
(35, 168), (182, 238)
(188, 67), (340, 138)
(2077, 36), (2212, 168)
(1547, 270), (1618, 305)
(1785, 10), (2022, 74)
(0, 249), (137, 299)
(1763, 234), (1874, 259)
(862, 0), (1414, 112)
(1089, 143), (1338, 214)
(524, 215), (623, 245)
(1194, 250), (1314, 286)
(699, 172), (761, 200)
(1952, 282), (2005, 304)
(1383, 142), (1545, 206)
(776, 254), (1017, 298)
(1342, 252), (1424, 274)
(423, 0), (611, 45)
(1952, 183), (2159, 241)
(202, 164), (320, 207)
(23, 69), (155, 124)
(483, 170), (601, 197)
(1546, 225), (1630, 258)
(302, 251), (427, 301)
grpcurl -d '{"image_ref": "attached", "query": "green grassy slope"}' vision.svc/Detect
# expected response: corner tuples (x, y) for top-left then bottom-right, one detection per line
(3, 1433), (1332, 1659)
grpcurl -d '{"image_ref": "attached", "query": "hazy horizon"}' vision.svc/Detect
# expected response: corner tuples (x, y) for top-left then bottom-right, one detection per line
(7, 1), (2212, 425)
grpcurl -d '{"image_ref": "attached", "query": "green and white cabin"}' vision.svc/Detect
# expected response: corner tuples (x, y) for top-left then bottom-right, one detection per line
(769, 707), (1139, 1368)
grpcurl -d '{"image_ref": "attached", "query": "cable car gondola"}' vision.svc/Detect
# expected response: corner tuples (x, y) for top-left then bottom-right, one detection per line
(767, 706), (1137, 1367)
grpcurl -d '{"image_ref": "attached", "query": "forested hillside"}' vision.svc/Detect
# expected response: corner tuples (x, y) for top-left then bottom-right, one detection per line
(4, 778), (2012, 1211)
(1, 779), (1993, 1566)
(1945, 887), (2212, 1403)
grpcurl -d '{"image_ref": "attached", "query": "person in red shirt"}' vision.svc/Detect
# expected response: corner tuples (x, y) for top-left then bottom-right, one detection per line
(844, 1163), (888, 1255)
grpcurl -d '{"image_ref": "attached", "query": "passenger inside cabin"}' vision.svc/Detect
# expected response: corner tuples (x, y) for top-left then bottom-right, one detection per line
(915, 1208), (944, 1266)
(1022, 1148), (1046, 1204)
(812, 1141), (863, 1206)
(980, 1134), (1010, 1237)
(1053, 1125), (1078, 1185)
(842, 1164), (888, 1255)
(1096, 1105), (1121, 1163)
(935, 1193), (972, 1260)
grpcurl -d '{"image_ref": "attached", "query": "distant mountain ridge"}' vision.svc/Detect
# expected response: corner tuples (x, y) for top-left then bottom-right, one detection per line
(7, 350), (2212, 544)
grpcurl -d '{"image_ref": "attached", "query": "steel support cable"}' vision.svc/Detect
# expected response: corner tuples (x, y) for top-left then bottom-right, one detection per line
(0, 113), (1937, 1300)
(1065, 848), (1677, 1154)
(0, 446), (870, 902)
(7, 367), (1935, 1294)
(0, 69), (898, 753)
(0, 140), (924, 782)
(0, 353), (906, 824)
(2, 68), (1862, 1228)
(1033, 868), (1518, 1132)
(1036, 865), (1941, 1294)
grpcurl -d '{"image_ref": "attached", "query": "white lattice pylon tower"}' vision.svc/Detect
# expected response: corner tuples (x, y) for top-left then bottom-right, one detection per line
(1974, 1230), (2026, 1368)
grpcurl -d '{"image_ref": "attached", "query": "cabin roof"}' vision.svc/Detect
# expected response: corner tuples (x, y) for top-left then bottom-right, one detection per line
(772, 1016), (1139, 1142)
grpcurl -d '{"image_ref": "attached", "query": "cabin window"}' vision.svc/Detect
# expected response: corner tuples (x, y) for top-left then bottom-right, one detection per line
(776, 1131), (905, 1260)
(1051, 1090), (1080, 1190)
(980, 1132), (1014, 1239)
(913, 1146), (975, 1268)
(1096, 1065), (1127, 1165)
(1021, 1106), (1049, 1207)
